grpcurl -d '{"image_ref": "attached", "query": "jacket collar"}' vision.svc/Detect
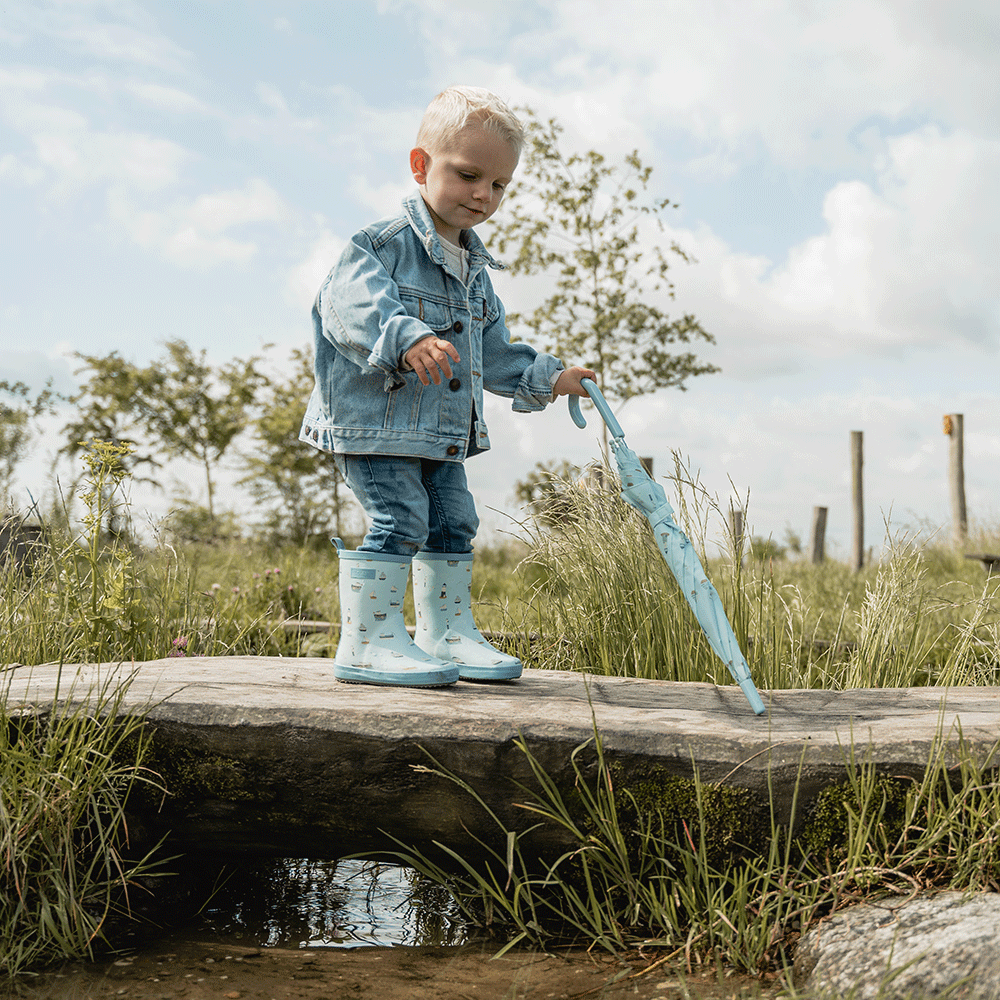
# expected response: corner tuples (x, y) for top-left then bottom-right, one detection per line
(403, 192), (505, 271)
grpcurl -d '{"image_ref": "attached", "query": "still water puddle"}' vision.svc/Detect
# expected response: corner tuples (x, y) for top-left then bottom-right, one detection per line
(187, 857), (469, 949)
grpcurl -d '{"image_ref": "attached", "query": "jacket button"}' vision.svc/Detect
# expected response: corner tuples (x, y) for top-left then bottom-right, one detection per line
(446, 445), (460, 456)
(449, 378), (461, 391)
(452, 321), (463, 333)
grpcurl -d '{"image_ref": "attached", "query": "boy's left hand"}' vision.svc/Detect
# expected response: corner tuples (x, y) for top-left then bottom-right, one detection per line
(552, 366), (597, 397)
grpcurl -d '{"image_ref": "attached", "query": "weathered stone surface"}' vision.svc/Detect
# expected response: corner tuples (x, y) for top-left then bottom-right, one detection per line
(795, 892), (1000, 999)
(4, 658), (1000, 856)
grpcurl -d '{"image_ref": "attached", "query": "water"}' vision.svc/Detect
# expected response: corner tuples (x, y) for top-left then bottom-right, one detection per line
(186, 857), (470, 949)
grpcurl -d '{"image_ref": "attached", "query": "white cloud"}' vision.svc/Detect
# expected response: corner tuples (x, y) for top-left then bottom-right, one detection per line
(762, 126), (1000, 352)
(109, 178), (291, 269)
(10, 2), (194, 75)
(124, 80), (214, 116)
(256, 82), (289, 114)
(587, 123), (1000, 383)
(313, 85), (420, 162)
(287, 223), (347, 310)
(0, 55), (293, 268)
(397, 0), (1000, 170)
(183, 179), (288, 234)
(0, 152), (44, 186)
(0, 65), (191, 197)
(36, 127), (188, 197)
(348, 175), (412, 219)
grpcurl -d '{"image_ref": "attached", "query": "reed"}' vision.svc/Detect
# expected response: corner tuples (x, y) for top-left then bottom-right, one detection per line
(516, 460), (1000, 692)
(0, 668), (166, 979)
(385, 715), (1000, 981)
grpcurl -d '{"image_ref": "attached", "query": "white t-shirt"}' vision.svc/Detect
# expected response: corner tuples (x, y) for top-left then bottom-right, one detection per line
(440, 235), (470, 285)
(443, 232), (562, 396)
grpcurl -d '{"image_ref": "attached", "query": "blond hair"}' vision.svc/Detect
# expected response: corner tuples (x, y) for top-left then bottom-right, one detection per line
(415, 86), (525, 160)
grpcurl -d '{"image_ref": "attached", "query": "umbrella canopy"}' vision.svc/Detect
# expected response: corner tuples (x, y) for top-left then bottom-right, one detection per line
(569, 380), (766, 715)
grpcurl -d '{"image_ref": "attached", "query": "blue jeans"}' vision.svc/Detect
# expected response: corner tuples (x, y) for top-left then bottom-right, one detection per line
(333, 454), (479, 556)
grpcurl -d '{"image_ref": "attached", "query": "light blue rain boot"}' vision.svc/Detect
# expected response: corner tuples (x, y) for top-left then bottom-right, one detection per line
(333, 541), (459, 688)
(412, 551), (523, 682)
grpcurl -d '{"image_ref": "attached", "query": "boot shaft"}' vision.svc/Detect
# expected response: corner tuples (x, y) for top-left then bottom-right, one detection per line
(332, 542), (458, 686)
(412, 551), (522, 680)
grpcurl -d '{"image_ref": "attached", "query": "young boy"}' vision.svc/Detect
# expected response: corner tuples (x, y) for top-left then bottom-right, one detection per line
(300, 86), (595, 688)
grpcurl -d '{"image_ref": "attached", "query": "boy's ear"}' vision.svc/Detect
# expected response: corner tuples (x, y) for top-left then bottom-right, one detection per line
(410, 147), (430, 184)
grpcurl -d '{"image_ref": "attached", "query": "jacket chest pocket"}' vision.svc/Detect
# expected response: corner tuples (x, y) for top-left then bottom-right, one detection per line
(399, 294), (455, 336)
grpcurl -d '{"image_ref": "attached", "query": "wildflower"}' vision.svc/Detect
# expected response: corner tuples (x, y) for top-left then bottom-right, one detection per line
(232, 586), (240, 594)
(167, 635), (188, 658)
(211, 583), (221, 591)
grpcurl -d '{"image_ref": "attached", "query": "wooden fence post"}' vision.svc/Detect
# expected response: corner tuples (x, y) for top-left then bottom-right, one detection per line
(729, 505), (744, 562)
(809, 506), (828, 564)
(851, 431), (864, 571)
(944, 414), (967, 547)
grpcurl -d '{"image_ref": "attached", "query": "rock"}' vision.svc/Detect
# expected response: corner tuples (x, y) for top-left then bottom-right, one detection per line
(0, 517), (46, 579)
(794, 892), (1000, 999)
(6, 658), (1000, 858)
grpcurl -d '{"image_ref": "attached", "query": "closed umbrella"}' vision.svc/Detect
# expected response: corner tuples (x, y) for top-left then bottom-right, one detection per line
(569, 379), (766, 715)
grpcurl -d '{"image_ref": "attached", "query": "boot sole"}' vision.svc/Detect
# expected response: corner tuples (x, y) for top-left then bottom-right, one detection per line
(333, 664), (459, 688)
(458, 664), (523, 682)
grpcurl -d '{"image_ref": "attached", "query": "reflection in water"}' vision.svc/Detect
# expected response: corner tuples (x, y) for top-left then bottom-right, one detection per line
(192, 858), (468, 949)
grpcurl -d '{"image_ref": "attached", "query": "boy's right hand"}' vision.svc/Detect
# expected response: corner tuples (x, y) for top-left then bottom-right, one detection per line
(404, 336), (461, 386)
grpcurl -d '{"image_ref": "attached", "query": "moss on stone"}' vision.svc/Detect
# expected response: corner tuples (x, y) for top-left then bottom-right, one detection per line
(613, 768), (770, 868)
(134, 732), (270, 807)
(801, 772), (909, 860)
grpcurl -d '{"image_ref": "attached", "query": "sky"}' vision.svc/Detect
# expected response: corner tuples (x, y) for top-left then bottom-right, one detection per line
(2, 0), (999, 557)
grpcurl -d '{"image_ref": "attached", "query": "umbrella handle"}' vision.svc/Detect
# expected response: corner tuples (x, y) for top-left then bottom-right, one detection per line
(568, 378), (626, 439)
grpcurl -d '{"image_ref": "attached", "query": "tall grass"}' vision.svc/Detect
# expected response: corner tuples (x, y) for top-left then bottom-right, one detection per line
(0, 442), (333, 666)
(4, 444), (999, 684)
(517, 460), (1000, 690)
(0, 668), (166, 979)
(4, 439), (999, 693)
(387, 718), (1000, 977)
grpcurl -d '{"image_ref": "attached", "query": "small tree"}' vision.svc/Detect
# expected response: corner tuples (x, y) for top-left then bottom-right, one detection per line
(64, 342), (267, 536)
(239, 347), (348, 544)
(62, 353), (163, 488)
(489, 112), (718, 442)
(138, 339), (268, 525)
(1, 380), (56, 504)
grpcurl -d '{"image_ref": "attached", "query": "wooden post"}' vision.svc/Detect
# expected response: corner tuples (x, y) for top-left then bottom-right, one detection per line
(729, 505), (744, 562)
(851, 431), (864, 571)
(944, 414), (967, 547)
(809, 506), (828, 564)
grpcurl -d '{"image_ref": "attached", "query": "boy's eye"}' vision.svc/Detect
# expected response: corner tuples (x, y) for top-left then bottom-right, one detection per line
(459, 172), (476, 180)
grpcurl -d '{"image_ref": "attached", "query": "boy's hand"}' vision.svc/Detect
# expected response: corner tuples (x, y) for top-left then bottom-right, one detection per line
(552, 366), (598, 397)
(404, 336), (461, 386)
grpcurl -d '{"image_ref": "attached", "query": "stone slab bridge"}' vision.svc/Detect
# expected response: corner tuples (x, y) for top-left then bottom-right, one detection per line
(5, 658), (1000, 858)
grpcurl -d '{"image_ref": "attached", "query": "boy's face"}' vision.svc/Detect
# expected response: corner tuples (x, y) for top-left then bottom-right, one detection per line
(410, 124), (518, 244)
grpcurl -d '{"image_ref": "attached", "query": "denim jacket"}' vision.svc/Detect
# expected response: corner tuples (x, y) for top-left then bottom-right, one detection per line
(299, 193), (562, 462)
